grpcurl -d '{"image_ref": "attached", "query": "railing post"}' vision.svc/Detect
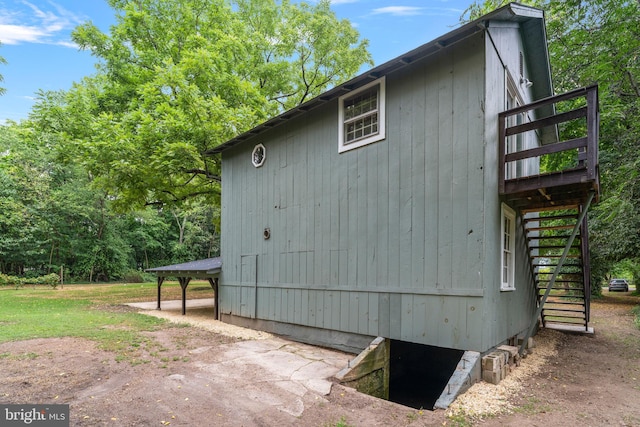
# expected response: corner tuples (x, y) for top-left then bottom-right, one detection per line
(586, 86), (599, 182)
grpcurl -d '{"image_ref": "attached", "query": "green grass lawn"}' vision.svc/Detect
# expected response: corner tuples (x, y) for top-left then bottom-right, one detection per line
(0, 282), (213, 363)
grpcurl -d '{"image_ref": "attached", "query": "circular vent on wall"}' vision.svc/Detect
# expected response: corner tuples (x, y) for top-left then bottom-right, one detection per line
(252, 143), (266, 167)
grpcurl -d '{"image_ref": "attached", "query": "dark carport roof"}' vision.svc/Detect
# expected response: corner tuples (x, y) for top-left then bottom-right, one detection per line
(146, 257), (222, 278)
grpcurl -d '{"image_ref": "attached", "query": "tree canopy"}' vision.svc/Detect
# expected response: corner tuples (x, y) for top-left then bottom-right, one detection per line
(50, 0), (372, 210)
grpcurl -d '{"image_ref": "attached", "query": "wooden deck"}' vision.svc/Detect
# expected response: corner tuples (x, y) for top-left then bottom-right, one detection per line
(499, 85), (600, 211)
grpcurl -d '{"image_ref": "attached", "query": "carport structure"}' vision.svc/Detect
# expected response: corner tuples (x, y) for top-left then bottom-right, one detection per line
(146, 257), (221, 318)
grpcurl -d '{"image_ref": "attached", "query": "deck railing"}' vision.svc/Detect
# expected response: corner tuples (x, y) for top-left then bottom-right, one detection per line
(498, 85), (599, 197)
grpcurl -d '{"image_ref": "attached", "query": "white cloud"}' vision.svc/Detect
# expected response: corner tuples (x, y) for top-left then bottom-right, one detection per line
(370, 5), (464, 18)
(371, 6), (424, 17)
(0, 1), (85, 47)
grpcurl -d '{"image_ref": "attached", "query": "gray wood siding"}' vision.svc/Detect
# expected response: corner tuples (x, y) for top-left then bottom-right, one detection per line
(481, 25), (538, 350)
(219, 31), (530, 352)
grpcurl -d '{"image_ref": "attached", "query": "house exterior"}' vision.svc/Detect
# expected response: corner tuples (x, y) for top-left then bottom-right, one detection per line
(208, 3), (599, 355)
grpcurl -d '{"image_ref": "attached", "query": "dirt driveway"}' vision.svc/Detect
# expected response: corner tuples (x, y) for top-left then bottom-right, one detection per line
(1, 291), (639, 426)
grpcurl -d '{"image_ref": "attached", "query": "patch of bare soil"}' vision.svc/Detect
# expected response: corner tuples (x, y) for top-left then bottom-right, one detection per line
(0, 292), (639, 426)
(462, 291), (640, 427)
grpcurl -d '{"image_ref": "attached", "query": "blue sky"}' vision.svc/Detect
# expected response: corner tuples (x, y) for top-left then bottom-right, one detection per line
(0, 0), (474, 124)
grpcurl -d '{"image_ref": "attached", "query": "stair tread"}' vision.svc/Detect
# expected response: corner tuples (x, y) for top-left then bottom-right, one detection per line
(544, 300), (585, 305)
(542, 307), (586, 313)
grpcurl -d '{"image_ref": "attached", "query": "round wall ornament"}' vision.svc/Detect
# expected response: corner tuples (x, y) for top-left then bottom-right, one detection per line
(252, 143), (266, 167)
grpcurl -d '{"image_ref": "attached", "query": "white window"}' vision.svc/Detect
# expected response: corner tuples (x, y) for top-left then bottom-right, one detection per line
(506, 77), (526, 180)
(501, 203), (516, 291)
(338, 77), (386, 153)
(505, 73), (538, 180)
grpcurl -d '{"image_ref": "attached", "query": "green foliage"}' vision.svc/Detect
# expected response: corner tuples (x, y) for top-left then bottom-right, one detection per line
(54, 0), (372, 210)
(0, 120), (220, 281)
(123, 270), (145, 283)
(0, 273), (60, 289)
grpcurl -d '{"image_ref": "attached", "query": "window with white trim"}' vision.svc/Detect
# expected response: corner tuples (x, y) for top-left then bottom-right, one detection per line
(338, 77), (386, 153)
(501, 203), (516, 291)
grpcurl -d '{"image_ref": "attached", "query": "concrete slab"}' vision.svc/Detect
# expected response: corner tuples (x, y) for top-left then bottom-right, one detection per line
(127, 300), (354, 417)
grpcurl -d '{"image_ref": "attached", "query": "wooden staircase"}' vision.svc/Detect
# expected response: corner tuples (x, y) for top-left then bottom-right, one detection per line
(499, 85), (600, 348)
(522, 204), (592, 332)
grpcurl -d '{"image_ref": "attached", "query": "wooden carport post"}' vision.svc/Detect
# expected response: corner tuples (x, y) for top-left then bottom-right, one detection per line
(156, 276), (165, 310)
(178, 277), (192, 315)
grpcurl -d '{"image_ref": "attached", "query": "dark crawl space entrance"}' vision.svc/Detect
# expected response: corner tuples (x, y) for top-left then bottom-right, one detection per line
(389, 340), (464, 410)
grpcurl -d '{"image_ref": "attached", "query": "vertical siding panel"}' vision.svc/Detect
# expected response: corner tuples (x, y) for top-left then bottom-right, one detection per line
(376, 141), (390, 288)
(315, 290), (325, 328)
(349, 292), (359, 332)
(293, 289), (301, 324)
(329, 128), (340, 288)
(412, 295), (427, 341)
(424, 63), (440, 288)
(437, 50), (454, 289)
(320, 123), (332, 287)
(452, 43), (473, 290)
(340, 291), (351, 331)
(306, 133), (316, 283)
(390, 293), (402, 339)
(299, 252), (306, 288)
(287, 288), (294, 323)
(338, 156), (350, 287)
(366, 147), (378, 287)
(278, 253), (286, 286)
(466, 39), (486, 290)
(267, 286), (275, 320)
(368, 293), (379, 335)
(331, 291), (341, 330)
(398, 79), (413, 290)
(378, 293), (390, 337)
(358, 292), (369, 335)
(331, 249), (341, 286)
(388, 126), (401, 289)
(400, 294), (413, 340)
(434, 296), (447, 346)
(411, 67), (427, 289)
(306, 251), (314, 288)
(301, 289), (310, 325)
(308, 289), (316, 326)
(356, 150), (368, 288)
(312, 128), (323, 286)
(347, 156), (359, 288)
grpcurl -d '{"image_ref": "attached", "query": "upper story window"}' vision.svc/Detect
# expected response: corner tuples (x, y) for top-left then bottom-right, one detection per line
(338, 77), (386, 153)
(505, 73), (538, 179)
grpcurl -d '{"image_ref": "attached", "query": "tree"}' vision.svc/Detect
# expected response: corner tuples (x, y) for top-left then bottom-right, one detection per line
(59, 0), (371, 210)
